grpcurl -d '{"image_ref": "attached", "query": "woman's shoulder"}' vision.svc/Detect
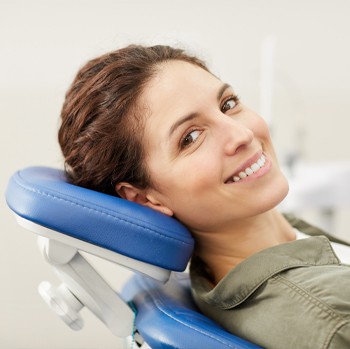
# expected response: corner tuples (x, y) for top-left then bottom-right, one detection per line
(190, 233), (350, 348)
(284, 213), (350, 246)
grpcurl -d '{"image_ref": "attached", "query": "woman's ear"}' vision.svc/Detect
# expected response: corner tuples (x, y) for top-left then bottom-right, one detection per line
(115, 182), (174, 217)
(115, 182), (144, 202)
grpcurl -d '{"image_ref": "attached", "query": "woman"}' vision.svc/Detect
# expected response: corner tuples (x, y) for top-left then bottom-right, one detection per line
(59, 44), (350, 348)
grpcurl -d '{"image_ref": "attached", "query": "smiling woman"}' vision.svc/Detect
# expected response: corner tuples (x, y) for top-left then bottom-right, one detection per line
(58, 44), (350, 349)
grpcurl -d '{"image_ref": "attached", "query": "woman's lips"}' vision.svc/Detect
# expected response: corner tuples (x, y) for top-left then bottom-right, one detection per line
(225, 152), (270, 184)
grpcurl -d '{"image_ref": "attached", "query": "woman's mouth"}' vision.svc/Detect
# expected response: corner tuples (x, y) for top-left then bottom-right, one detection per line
(225, 153), (270, 184)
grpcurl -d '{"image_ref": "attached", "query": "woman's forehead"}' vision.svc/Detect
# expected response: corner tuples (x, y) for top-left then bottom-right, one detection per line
(152, 60), (219, 91)
(142, 61), (222, 120)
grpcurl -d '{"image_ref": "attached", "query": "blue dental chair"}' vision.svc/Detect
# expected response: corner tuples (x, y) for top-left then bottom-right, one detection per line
(5, 166), (261, 349)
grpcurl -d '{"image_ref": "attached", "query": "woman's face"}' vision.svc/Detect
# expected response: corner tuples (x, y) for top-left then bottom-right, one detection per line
(140, 60), (289, 233)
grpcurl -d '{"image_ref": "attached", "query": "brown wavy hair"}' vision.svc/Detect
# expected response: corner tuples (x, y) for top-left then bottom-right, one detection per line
(58, 44), (208, 196)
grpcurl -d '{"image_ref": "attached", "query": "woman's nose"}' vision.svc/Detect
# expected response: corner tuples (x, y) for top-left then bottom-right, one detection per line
(221, 118), (254, 156)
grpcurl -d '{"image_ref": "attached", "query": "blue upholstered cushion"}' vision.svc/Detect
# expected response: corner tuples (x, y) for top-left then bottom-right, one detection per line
(6, 167), (194, 271)
(123, 273), (262, 349)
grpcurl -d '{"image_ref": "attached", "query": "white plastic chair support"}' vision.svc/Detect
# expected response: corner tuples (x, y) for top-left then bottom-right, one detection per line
(38, 237), (134, 338)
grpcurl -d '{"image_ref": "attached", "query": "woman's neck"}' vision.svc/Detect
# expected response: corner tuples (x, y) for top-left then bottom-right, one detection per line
(192, 209), (296, 285)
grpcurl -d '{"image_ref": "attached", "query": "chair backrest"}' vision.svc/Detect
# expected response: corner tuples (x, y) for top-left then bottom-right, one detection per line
(123, 273), (262, 349)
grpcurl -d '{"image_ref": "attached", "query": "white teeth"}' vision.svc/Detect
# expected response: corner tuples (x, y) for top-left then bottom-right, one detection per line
(257, 158), (265, 167)
(230, 154), (266, 183)
(245, 168), (254, 176)
(251, 163), (260, 173)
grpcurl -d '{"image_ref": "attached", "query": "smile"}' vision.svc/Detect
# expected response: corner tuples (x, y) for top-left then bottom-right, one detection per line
(225, 153), (269, 184)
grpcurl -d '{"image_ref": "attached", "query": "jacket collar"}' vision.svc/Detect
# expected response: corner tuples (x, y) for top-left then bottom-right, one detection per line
(191, 236), (340, 309)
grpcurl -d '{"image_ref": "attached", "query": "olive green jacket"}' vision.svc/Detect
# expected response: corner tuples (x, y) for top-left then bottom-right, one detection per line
(190, 216), (350, 349)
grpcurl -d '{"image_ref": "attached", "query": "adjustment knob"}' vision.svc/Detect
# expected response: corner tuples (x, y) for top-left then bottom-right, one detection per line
(38, 281), (84, 330)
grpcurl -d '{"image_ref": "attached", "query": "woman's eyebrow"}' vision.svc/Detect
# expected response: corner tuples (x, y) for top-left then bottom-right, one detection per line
(169, 83), (232, 137)
(169, 112), (199, 137)
(217, 83), (231, 101)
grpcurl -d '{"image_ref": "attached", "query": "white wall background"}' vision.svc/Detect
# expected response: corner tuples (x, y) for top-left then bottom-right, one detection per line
(1, 0), (350, 348)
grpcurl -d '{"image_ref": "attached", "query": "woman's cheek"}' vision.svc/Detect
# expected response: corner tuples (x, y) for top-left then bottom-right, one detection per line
(182, 155), (219, 192)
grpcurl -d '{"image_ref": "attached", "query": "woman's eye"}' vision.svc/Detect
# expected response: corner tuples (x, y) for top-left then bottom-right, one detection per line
(180, 129), (201, 148)
(221, 95), (239, 113)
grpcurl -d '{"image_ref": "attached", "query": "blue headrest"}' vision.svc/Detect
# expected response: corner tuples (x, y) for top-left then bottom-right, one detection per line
(5, 167), (194, 271)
